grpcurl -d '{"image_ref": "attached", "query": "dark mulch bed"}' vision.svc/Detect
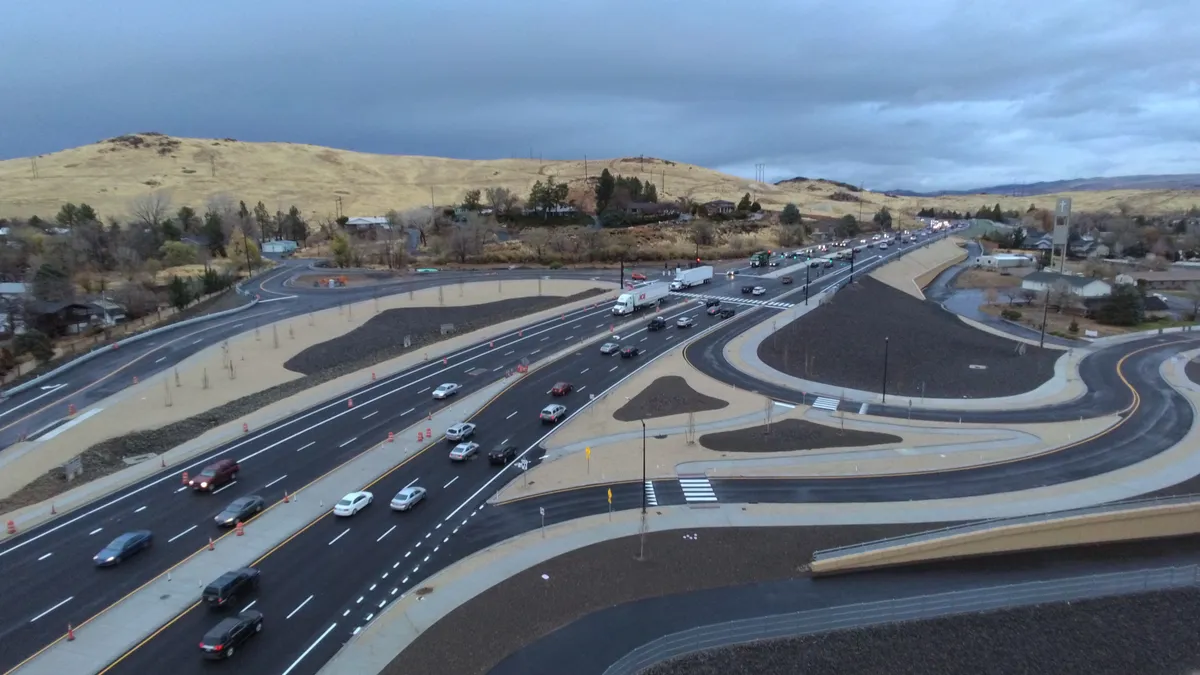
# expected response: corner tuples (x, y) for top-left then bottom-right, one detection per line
(613, 376), (729, 422)
(383, 524), (939, 675)
(284, 290), (604, 375)
(0, 290), (603, 514)
(699, 418), (900, 452)
(757, 276), (1062, 398)
(1187, 359), (1200, 386)
(647, 588), (1200, 675)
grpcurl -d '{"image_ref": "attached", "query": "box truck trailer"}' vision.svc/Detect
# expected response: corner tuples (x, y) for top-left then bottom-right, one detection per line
(670, 266), (714, 290)
(612, 282), (670, 315)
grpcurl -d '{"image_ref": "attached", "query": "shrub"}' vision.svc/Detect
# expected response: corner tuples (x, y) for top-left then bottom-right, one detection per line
(14, 330), (55, 363)
(548, 260), (563, 269)
(1000, 309), (1022, 321)
(1068, 319), (1079, 333)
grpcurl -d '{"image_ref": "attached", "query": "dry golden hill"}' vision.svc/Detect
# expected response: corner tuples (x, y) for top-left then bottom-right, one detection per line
(1, 133), (1197, 221)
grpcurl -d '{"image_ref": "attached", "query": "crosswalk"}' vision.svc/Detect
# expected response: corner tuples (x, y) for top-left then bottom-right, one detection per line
(670, 291), (793, 310)
(679, 475), (718, 502)
(812, 396), (841, 411)
(644, 480), (658, 507)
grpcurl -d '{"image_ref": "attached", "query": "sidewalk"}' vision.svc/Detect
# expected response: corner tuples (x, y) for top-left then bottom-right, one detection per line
(11, 378), (512, 675)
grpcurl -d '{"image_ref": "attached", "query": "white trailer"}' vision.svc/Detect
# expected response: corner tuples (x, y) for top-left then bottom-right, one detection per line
(669, 266), (713, 291)
(612, 282), (670, 315)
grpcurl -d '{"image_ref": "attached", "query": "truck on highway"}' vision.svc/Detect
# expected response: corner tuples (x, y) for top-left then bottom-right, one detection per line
(750, 251), (771, 267)
(612, 282), (670, 315)
(670, 266), (713, 290)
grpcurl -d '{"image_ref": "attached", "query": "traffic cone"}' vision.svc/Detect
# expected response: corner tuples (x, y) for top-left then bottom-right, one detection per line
(418, 431), (424, 442)
(67, 624), (75, 641)
(519, 330), (523, 337)
(425, 427), (431, 438)
(348, 398), (354, 408)
(160, 456), (166, 468)
(6, 520), (16, 535)
(68, 403), (76, 416)
(208, 537), (215, 551)
(489, 341), (493, 348)
(242, 423), (249, 433)
(427, 410), (432, 421)
(235, 522), (244, 536)
(283, 491), (290, 503)
(371, 372), (376, 381)
(50, 503), (56, 515)
(443, 357), (447, 365)
(387, 432), (394, 443)
(181, 472), (189, 484)
(561, 313), (565, 320)
(133, 375), (138, 385)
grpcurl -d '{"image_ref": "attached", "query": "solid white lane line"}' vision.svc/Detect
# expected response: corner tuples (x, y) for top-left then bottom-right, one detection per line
(506, 411), (518, 419)
(443, 476), (458, 489)
(362, 411), (378, 420)
(241, 600), (256, 613)
(377, 525), (396, 542)
(29, 596), (74, 623)
(264, 475), (287, 489)
(134, 506), (147, 513)
(328, 528), (350, 546)
(37, 553), (52, 561)
(401, 408), (415, 416)
(297, 441), (315, 452)
(339, 437), (358, 448)
(88, 528), (103, 536)
(168, 525), (197, 543)
(286, 594), (314, 619)
(212, 481), (237, 495)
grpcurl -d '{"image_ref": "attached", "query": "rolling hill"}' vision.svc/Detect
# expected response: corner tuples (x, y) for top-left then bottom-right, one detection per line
(1, 133), (1198, 222)
(887, 174), (1200, 198)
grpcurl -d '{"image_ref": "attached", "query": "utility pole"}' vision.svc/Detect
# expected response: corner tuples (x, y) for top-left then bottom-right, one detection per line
(805, 263), (810, 304)
(584, 155), (588, 181)
(641, 420), (647, 515)
(881, 337), (890, 404)
(30, 157), (38, 179)
(858, 181), (865, 224)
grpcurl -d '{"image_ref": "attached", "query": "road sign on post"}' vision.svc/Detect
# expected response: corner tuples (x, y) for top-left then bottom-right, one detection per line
(517, 458), (530, 486)
(539, 506), (546, 536)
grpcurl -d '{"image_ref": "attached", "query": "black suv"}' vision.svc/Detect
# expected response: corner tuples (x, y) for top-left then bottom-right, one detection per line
(488, 445), (518, 466)
(620, 345), (640, 358)
(704, 298), (721, 307)
(199, 610), (263, 659)
(203, 568), (261, 609)
(647, 316), (666, 331)
(741, 285), (754, 294)
(718, 308), (736, 319)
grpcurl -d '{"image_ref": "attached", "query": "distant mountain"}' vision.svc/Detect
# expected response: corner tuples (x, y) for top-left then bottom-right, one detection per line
(887, 174), (1200, 197)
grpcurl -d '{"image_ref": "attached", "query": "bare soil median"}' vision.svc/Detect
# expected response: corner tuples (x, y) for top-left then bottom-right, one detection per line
(612, 375), (729, 421)
(699, 418), (901, 453)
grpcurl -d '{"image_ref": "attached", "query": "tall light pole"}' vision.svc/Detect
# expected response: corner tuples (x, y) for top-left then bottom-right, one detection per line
(641, 419), (647, 515)
(804, 262), (810, 305)
(881, 337), (890, 404)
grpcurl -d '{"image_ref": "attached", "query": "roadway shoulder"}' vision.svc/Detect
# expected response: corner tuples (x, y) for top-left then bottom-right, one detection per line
(12, 378), (512, 675)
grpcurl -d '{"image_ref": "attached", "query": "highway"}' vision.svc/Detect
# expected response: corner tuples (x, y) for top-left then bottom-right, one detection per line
(0, 262), (621, 449)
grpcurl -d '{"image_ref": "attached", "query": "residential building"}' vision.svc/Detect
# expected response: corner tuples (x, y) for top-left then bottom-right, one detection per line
(89, 299), (127, 326)
(262, 240), (299, 255)
(973, 254), (1034, 270)
(1120, 269), (1200, 291)
(624, 202), (680, 218)
(1020, 271), (1112, 298)
(702, 200), (735, 216)
(345, 217), (390, 231)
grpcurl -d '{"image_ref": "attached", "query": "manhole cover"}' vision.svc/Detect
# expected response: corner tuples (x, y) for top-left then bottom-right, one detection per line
(968, 364), (987, 370)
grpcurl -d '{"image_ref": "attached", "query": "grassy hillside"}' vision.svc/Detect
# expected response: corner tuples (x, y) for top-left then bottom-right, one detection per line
(1, 133), (1197, 221)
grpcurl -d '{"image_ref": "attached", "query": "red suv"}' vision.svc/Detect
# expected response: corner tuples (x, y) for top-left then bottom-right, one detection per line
(190, 459), (239, 491)
(551, 382), (573, 396)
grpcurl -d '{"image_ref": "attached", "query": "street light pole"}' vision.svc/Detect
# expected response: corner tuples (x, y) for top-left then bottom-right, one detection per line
(881, 336), (889, 404)
(804, 263), (810, 305)
(640, 420), (647, 515)
(1038, 290), (1050, 348)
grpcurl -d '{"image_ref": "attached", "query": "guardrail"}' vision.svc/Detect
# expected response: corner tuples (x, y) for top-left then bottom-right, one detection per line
(810, 492), (1200, 564)
(601, 564), (1200, 675)
(1, 295), (261, 399)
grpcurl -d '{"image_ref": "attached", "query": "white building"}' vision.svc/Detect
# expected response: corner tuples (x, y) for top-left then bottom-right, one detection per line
(973, 254), (1035, 270)
(1020, 271), (1112, 298)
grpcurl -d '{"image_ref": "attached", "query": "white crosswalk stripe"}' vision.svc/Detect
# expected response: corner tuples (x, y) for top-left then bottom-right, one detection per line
(644, 481), (658, 506)
(812, 396), (840, 411)
(679, 476), (718, 502)
(670, 291), (793, 309)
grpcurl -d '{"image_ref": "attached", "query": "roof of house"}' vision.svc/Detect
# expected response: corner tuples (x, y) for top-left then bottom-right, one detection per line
(346, 217), (389, 226)
(26, 300), (93, 315)
(0, 282), (28, 295)
(704, 200), (735, 206)
(1023, 271), (1109, 289)
(1131, 270), (1200, 283)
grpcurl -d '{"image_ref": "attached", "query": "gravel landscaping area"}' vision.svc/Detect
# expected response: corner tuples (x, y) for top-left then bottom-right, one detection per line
(698, 418), (901, 452)
(284, 290), (604, 375)
(384, 524), (939, 675)
(613, 375), (730, 422)
(645, 588), (1200, 675)
(757, 276), (1062, 398)
(0, 291), (603, 513)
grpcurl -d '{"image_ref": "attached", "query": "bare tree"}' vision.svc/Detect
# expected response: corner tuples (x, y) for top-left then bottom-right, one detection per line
(485, 187), (520, 218)
(690, 220), (715, 247)
(579, 227), (605, 262)
(130, 191), (172, 226)
(1182, 282), (1200, 318)
(522, 228), (551, 261)
(1001, 286), (1023, 306)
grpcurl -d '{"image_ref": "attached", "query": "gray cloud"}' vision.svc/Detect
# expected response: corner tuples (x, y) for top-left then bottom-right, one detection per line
(1, 0), (1198, 190)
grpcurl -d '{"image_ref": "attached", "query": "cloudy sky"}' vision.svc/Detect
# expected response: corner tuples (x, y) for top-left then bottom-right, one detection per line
(2, 0), (1198, 191)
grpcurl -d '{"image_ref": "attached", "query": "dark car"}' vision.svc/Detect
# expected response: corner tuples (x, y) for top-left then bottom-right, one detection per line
(781, 276), (793, 285)
(718, 308), (736, 319)
(214, 495), (265, 527)
(189, 458), (239, 491)
(551, 382), (573, 396)
(199, 610), (263, 660)
(706, 306), (721, 316)
(620, 346), (640, 358)
(647, 316), (666, 331)
(202, 568), (261, 609)
(93, 530), (153, 567)
(741, 285), (754, 294)
(823, 260), (834, 268)
(704, 298), (721, 307)
(488, 445), (519, 466)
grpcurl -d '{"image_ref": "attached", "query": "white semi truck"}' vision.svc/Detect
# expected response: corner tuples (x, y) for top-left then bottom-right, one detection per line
(612, 282), (670, 315)
(669, 265), (714, 291)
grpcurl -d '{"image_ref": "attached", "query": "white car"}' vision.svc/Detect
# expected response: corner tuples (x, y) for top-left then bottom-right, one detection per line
(445, 422), (476, 441)
(879, 243), (888, 250)
(676, 316), (694, 328)
(390, 486), (427, 511)
(540, 404), (567, 423)
(432, 383), (460, 399)
(600, 342), (620, 355)
(333, 491), (373, 516)
(449, 441), (480, 461)
(752, 286), (766, 296)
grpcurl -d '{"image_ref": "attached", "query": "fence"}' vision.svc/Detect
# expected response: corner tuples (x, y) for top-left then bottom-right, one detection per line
(810, 492), (1200, 564)
(602, 564), (1200, 675)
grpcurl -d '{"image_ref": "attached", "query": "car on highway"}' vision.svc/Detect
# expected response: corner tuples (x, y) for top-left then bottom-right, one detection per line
(809, 259), (822, 268)
(741, 285), (754, 294)
(199, 609), (263, 660)
(445, 422), (476, 441)
(647, 316), (666, 331)
(600, 342), (620, 355)
(781, 276), (793, 285)
(823, 259), (834, 268)
(390, 486), (427, 511)
(879, 243), (888, 250)
(333, 491), (373, 516)
(489, 444), (519, 465)
(620, 345), (640, 358)
(202, 567), (261, 609)
(706, 306), (721, 316)
(718, 308), (737, 319)
(540, 404), (567, 423)
(432, 383), (461, 399)
(93, 530), (153, 567)
(752, 286), (766, 295)
(676, 316), (694, 329)
(214, 495), (265, 527)
(551, 381), (573, 396)
(704, 298), (721, 307)
(449, 441), (481, 461)
(189, 458), (239, 492)
(631, 272), (647, 281)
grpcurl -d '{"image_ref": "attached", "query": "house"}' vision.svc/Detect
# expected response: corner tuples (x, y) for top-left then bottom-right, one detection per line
(1021, 271), (1112, 298)
(0, 282), (28, 299)
(88, 299), (127, 326)
(702, 200), (735, 216)
(1122, 269), (1200, 291)
(624, 202), (680, 218)
(974, 254), (1035, 270)
(25, 300), (97, 336)
(1025, 234), (1054, 251)
(345, 217), (391, 231)
(262, 240), (299, 255)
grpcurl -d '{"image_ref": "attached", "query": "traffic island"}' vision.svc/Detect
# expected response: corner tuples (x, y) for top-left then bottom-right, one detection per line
(699, 418), (900, 453)
(612, 376), (729, 421)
